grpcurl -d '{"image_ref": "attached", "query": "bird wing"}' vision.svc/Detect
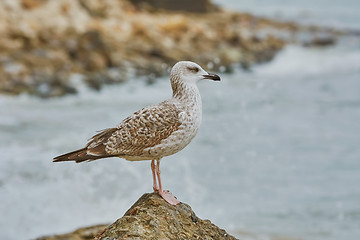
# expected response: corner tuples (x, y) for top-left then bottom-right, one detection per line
(86, 101), (181, 157)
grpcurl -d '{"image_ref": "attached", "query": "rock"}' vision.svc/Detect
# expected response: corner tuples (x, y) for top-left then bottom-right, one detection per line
(37, 192), (238, 240)
(36, 224), (108, 240)
(79, 0), (109, 18)
(303, 36), (336, 47)
(21, 0), (47, 10)
(129, 0), (219, 13)
(98, 193), (238, 240)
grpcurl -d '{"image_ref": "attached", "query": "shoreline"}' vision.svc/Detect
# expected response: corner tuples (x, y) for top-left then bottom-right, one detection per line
(0, 0), (343, 98)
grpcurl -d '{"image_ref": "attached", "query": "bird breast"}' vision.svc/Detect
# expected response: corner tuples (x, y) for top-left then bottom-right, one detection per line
(144, 88), (202, 159)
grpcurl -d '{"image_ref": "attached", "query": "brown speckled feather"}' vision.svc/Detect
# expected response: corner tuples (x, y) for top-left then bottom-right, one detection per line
(87, 101), (181, 158)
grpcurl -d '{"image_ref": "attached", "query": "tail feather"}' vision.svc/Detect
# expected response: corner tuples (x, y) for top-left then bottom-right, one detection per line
(53, 148), (110, 163)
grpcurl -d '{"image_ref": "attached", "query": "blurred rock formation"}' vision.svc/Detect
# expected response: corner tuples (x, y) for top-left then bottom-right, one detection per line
(0, 0), (338, 97)
(128, 0), (219, 13)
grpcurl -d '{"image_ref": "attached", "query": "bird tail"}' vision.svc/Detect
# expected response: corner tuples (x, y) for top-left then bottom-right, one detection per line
(53, 148), (104, 163)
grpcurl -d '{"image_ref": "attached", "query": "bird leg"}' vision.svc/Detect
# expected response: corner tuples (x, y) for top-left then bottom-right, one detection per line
(151, 159), (159, 192)
(155, 159), (180, 205)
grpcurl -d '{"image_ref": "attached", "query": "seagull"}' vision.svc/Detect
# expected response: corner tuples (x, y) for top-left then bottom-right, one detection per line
(53, 61), (220, 205)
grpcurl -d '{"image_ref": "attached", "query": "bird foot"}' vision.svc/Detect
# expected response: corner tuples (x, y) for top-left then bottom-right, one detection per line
(159, 190), (180, 205)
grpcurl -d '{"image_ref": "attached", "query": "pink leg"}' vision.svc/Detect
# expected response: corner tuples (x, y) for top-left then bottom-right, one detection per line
(155, 159), (180, 205)
(151, 160), (159, 192)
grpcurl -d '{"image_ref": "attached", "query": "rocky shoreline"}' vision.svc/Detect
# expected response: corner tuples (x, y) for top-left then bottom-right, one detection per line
(0, 0), (340, 97)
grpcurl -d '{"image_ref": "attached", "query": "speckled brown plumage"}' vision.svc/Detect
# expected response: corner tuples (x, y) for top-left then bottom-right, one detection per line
(98, 102), (181, 157)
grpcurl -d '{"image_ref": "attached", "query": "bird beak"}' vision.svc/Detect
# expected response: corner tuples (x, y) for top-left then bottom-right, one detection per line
(203, 73), (221, 81)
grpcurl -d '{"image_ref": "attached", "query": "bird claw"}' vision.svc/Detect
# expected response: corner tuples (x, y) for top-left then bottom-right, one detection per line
(159, 190), (180, 205)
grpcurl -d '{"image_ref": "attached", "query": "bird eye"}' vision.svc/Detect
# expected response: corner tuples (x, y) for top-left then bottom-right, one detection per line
(187, 67), (199, 73)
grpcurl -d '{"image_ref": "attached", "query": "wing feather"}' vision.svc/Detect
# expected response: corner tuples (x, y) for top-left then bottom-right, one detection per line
(104, 102), (181, 156)
(54, 102), (181, 162)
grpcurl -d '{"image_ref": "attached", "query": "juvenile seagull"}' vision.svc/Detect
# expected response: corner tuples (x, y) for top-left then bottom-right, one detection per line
(53, 61), (220, 205)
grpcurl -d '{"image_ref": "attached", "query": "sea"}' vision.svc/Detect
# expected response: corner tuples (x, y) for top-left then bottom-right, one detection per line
(1, 1), (360, 239)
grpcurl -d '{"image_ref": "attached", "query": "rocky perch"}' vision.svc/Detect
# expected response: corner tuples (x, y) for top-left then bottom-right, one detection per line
(37, 192), (238, 240)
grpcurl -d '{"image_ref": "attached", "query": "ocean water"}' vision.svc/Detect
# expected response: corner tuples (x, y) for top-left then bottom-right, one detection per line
(1, 2), (360, 240)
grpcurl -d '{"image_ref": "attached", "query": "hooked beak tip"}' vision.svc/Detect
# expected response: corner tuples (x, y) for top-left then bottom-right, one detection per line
(203, 73), (221, 81)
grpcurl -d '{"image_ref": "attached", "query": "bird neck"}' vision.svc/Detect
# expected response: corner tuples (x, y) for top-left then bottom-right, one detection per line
(171, 80), (201, 104)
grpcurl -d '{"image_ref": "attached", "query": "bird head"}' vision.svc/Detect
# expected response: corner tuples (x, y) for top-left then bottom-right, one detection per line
(170, 61), (221, 85)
